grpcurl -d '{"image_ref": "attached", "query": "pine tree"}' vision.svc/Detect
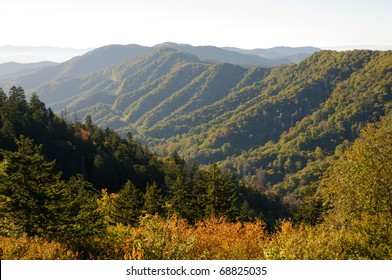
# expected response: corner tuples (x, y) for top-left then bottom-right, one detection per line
(0, 88), (7, 143)
(205, 163), (238, 220)
(111, 180), (143, 226)
(168, 175), (204, 223)
(143, 182), (164, 215)
(29, 93), (48, 122)
(59, 175), (105, 240)
(0, 136), (62, 236)
(27, 93), (49, 143)
(0, 88), (6, 106)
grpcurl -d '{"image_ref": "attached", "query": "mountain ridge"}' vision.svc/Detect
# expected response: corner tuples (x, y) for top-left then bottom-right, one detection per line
(155, 42), (291, 66)
(223, 46), (321, 63)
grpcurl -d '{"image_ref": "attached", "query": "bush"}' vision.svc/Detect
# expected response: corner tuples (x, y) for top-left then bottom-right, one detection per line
(0, 234), (77, 260)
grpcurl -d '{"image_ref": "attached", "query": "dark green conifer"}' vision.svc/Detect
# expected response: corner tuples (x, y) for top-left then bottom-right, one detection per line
(143, 182), (164, 215)
(111, 180), (143, 226)
(0, 136), (62, 236)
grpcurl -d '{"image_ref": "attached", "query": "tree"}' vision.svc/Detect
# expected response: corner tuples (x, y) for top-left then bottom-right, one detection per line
(317, 114), (392, 258)
(143, 182), (164, 215)
(168, 175), (204, 223)
(319, 120), (392, 223)
(0, 88), (6, 106)
(111, 180), (144, 226)
(7, 86), (29, 125)
(27, 93), (49, 143)
(294, 184), (324, 225)
(204, 163), (238, 220)
(29, 93), (47, 120)
(59, 175), (105, 240)
(84, 115), (94, 131)
(0, 136), (62, 236)
(8, 86), (27, 108)
(239, 200), (256, 222)
(0, 88), (8, 143)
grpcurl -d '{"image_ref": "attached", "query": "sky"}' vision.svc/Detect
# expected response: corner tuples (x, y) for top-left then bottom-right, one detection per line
(2, 0), (392, 50)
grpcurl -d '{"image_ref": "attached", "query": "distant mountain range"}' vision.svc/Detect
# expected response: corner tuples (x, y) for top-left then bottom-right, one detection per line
(0, 42), (320, 90)
(0, 43), (320, 65)
(223, 46), (320, 63)
(156, 43), (320, 66)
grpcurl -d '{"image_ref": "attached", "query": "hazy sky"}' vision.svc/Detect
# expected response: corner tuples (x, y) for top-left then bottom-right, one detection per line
(2, 0), (392, 49)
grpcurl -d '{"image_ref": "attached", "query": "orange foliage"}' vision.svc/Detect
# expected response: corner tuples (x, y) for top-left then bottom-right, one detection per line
(80, 129), (91, 141)
(3, 216), (389, 260)
(0, 234), (77, 260)
(104, 215), (267, 260)
(192, 218), (267, 259)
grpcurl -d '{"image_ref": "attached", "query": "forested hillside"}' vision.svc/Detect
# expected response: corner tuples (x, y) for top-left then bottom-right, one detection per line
(217, 50), (392, 210)
(0, 47), (391, 260)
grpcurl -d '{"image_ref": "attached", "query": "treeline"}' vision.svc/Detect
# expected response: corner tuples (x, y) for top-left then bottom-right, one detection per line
(0, 87), (285, 251)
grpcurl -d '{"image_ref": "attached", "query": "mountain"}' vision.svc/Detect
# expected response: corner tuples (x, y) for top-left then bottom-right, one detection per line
(31, 47), (271, 129)
(155, 42), (289, 66)
(218, 50), (392, 195)
(0, 61), (58, 76)
(0, 44), (152, 91)
(145, 50), (390, 165)
(224, 46), (321, 63)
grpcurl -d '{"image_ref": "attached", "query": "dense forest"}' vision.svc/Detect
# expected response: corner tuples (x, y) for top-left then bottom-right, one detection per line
(0, 48), (391, 260)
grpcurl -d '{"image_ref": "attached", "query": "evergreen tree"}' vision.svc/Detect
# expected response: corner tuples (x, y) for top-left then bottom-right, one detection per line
(0, 88), (7, 142)
(84, 115), (94, 131)
(204, 163), (238, 220)
(143, 182), (164, 215)
(168, 175), (204, 223)
(294, 185), (324, 225)
(27, 93), (49, 143)
(59, 175), (105, 240)
(8, 86), (27, 108)
(0, 88), (6, 106)
(111, 180), (143, 226)
(29, 93), (48, 123)
(0, 136), (62, 236)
